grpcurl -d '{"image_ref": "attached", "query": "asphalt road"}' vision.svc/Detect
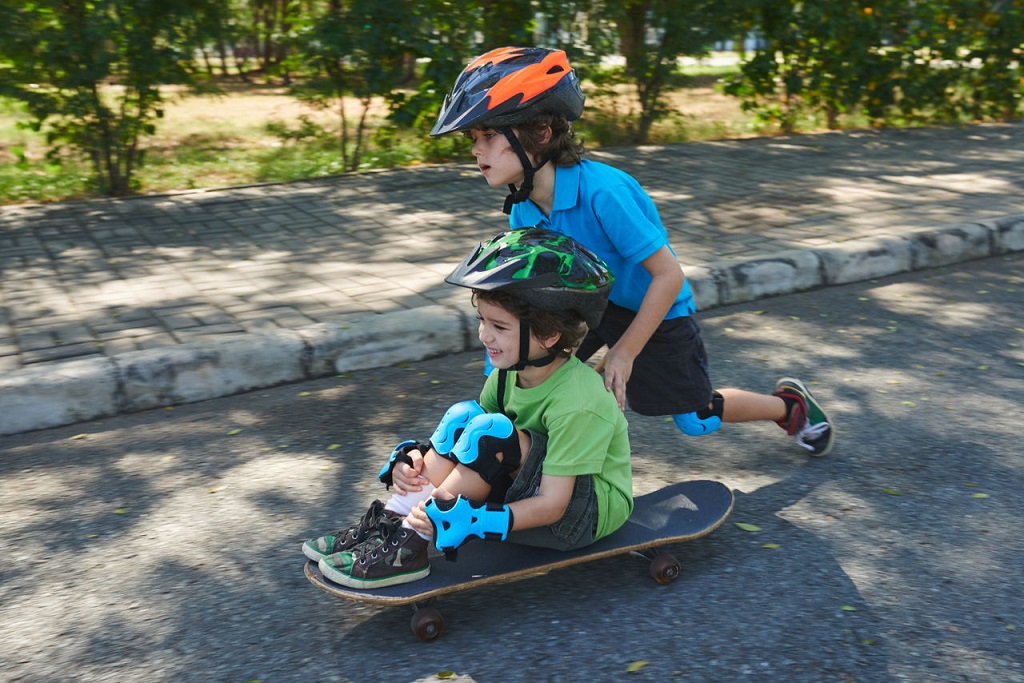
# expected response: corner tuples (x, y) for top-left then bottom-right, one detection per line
(1, 253), (1022, 683)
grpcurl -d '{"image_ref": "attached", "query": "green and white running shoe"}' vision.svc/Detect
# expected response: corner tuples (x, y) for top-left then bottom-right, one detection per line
(772, 377), (835, 457)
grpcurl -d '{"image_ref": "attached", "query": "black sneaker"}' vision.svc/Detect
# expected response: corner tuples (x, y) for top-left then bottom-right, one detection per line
(319, 517), (430, 589)
(773, 377), (835, 456)
(302, 500), (403, 562)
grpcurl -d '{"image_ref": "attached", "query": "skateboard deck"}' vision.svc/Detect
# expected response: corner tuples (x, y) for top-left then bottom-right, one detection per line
(305, 479), (733, 640)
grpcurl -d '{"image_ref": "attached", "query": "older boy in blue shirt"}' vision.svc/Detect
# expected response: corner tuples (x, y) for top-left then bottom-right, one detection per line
(431, 46), (834, 456)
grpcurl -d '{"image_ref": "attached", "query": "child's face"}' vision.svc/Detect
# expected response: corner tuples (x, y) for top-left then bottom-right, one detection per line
(464, 128), (529, 188)
(476, 298), (552, 369)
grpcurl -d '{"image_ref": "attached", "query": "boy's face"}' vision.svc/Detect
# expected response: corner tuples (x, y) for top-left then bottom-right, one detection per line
(476, 298), (552, 369)
(464, 128), (529, 188)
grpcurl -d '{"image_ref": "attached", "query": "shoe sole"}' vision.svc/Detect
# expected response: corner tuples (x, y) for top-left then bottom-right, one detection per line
(319, 557), (430, 589)
(302, 541), (330, 562)
(776, 376), (835, 457)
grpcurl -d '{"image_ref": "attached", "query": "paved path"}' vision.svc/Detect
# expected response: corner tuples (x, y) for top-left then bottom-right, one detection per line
(2, 254), (1022, 681)
(1, 122), (1023, 434)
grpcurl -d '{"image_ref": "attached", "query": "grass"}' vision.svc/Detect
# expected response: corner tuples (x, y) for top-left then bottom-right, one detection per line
(0, 62), (768, 205)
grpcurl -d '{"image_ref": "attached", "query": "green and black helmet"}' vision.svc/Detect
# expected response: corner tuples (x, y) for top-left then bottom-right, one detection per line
(446, 227), (613, 330)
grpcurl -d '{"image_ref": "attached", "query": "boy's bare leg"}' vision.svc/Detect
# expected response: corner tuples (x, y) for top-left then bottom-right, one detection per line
(717, 388), (788, 423)
(431, 428), (532, 501)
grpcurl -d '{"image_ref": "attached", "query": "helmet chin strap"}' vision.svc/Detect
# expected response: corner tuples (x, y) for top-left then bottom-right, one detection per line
(510, 320), (557, 371)
(499, 127), (550, 215)
(496, 319), (558, 416)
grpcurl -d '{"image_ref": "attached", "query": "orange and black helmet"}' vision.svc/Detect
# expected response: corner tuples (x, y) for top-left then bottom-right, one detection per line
(430, 47), (584, 136)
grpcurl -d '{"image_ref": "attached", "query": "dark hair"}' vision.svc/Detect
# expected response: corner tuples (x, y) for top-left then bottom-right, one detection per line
(472, 289), (588, 357)
(515, 113), (585, 166)
(465, 114), (585, 166)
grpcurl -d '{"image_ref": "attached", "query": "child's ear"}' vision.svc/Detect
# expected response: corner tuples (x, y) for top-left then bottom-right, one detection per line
(540, 125), (553, 145)
(536, 329), (562, 351)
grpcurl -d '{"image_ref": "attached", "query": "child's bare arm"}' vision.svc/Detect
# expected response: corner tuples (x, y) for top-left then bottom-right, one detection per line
(405, 473), (577, 539)
(601, 245), (684, 409)
(507, 473), (576, 530)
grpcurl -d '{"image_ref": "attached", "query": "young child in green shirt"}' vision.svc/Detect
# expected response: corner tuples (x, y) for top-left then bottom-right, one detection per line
(303, 228), (632, 589)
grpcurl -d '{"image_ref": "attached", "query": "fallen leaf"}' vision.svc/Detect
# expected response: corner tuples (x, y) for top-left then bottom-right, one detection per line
(883, 488), (901, 496)
(326, 444), (341, 450)
(298, 391), (312, 396)
(733, 522), (762, 532)
(626, 660), (649, 673)
(70, 434), (88, 440)
(902, 401), (916, 407)
(761, 543), (780, 549)
(113, 508), (128, 514)
(972, 493), (990, 499)
(840, 605), (857, 611)
(436, 672), (456, 680)
(227, 429), (243, 435)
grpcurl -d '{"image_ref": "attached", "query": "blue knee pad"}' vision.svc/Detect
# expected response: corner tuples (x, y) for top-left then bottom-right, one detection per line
(424, 495), (514, 559)
(430, 400), (487, 459)
(451, 412), (522, 485)
(673, 392), (724, 436)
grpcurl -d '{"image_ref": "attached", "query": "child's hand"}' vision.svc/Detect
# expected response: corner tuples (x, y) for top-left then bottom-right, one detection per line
(392, 448), (428, 495)
(406, 492), (441, 539)
(601, 346), (633, 412)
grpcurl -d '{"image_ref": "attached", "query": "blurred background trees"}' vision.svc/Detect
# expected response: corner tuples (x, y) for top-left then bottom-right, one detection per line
(1, 0), (1021, 197)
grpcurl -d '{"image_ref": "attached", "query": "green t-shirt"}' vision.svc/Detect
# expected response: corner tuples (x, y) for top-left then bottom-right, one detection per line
(480, 356), (633, 540)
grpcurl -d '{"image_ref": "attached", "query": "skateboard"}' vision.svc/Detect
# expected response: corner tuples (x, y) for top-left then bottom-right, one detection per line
(304, 479), (734, 641)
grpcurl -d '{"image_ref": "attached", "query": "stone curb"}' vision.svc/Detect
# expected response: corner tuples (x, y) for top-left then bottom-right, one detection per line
(2, 214), (1021, 437)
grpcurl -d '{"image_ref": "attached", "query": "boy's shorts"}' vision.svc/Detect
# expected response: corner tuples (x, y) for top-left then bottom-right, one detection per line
(577, 302), (714, 416)
(502, 431), (599, 551)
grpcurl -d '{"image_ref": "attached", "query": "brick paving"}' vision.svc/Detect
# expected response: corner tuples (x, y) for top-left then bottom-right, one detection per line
(1, 122), (1023, 374)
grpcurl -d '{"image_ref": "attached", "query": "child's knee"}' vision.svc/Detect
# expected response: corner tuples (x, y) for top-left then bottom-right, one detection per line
(451, 413), (523, 486)
(673, 391), (724, 436)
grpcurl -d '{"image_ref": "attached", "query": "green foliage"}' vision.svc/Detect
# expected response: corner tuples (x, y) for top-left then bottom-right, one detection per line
(3, 0), (1022, 201)
(595, 0), (744, 143)
(726, 0), (1024, 132)
(0, 0), (215, 196)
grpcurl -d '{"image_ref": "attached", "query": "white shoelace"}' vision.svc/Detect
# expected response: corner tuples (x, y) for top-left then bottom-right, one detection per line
(795, 420), (831, 452)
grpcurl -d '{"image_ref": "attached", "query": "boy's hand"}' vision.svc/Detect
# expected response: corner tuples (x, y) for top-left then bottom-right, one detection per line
(406, 490), (454, 538)
(601, 346), (634, 411)
(391, 448), (428, 495)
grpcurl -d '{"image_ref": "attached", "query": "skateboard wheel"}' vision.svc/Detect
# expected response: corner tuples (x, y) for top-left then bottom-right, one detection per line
(410, 606), (445, 641)
(649, 552), (680, 585)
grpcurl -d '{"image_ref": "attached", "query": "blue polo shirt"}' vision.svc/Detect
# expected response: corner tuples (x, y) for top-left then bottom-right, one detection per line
(510, 160), (695, 319)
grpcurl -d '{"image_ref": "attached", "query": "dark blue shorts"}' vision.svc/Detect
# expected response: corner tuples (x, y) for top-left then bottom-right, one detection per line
(577, 302), (714, 416)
